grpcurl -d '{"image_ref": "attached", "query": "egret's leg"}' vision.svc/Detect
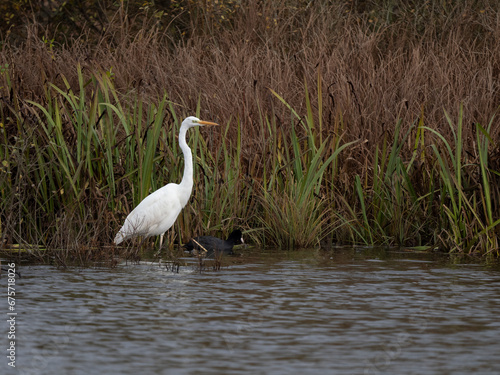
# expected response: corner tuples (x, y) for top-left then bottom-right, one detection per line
(158, 233), (164, 267)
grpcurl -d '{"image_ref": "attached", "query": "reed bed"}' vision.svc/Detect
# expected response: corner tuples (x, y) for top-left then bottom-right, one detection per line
(0, 1), (499, 260)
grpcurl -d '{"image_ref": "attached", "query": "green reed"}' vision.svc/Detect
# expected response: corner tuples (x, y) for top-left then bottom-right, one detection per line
(322, 104), (500, 255)
(334, 118), (426, 246)
(258, 79), (358, 248)
(423, 105), (499, 254)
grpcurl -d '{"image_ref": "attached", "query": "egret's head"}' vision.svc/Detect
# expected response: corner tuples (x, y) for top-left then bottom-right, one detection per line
(183, 116), (219, 128)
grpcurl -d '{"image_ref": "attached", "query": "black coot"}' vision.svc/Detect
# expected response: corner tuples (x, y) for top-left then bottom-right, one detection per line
(184, 229), (244, 257)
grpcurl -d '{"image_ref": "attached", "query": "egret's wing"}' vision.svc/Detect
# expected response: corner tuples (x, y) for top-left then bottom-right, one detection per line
(114, 184), (182, 244)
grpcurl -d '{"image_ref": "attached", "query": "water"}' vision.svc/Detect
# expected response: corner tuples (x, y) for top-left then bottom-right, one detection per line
(2, 248), (500, 375)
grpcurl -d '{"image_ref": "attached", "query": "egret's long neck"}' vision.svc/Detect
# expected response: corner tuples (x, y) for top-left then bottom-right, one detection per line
(178, 124), (194, 199)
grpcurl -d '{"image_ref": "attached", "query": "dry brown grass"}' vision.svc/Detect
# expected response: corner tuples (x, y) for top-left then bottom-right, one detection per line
(3, 2), (498, 159)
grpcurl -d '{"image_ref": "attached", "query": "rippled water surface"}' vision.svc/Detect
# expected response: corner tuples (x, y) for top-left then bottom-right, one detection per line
(2, 248), (500, 375)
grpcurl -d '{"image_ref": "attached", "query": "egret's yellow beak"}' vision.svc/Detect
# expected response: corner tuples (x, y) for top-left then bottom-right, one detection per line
(198, 120), (219, 127)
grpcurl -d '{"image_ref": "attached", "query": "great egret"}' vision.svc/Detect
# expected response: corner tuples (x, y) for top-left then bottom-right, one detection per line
(114, 116), (219, 249)
(183, 229), (244, 257)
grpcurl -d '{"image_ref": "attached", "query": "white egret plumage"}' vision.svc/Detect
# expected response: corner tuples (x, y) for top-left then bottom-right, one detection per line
(114, 116), (219, 248)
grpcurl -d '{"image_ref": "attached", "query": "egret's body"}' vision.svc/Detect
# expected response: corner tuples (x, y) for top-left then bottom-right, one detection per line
(114, 116), (218, 248)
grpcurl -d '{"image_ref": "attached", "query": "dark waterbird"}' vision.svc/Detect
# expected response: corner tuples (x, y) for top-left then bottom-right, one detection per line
(183, 229), (244, 257)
